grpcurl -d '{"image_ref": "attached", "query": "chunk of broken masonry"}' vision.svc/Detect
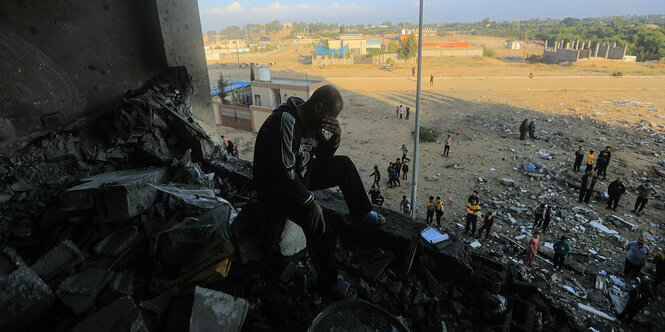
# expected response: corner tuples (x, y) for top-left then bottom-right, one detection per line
(31, 239), (84, 281)
(189, 286), (249, 332)
(0, 247), (55, 329)
(71, 297), (147, 332)
(56, 268), (114, 314)
(61, 168), (168, 222)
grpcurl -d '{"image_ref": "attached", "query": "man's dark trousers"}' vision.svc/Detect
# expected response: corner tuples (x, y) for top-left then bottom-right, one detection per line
(264, 155), (371, 289)
(579, 188), (593, 203)
(573, 157), (583, 171)
(426, 210), (434, 224)
(608, 194), (620, 210)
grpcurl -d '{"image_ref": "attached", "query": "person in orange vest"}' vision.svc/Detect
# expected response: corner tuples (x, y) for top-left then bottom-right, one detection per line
(434, 196), (444, 228)
(465, 198), (480, 235)
(585, 150), (597, 174)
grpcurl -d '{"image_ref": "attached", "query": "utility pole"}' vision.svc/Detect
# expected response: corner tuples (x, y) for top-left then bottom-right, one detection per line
(522, 30), (527, 64)
(234, 40), (241, 64)
(381, 32), (385, 64)
(517, 17), (520, 30)
(411, 0), (424, 219)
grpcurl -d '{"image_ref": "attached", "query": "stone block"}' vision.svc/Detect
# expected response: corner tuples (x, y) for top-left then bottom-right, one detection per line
(279, 219), (306, 257)
(95, 226), (139, 256)
(189, 286), (249, 332)
(61, 168), (168, 222)
(56, 268), (114, 314)
(31, 239), (83, 281)
(0, 247), (54, 330)
(71, 297), (147, 332)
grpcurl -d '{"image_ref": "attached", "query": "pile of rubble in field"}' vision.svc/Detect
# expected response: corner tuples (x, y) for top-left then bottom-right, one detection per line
(439, 111), (665, 331)
(0, 67), (643, 332)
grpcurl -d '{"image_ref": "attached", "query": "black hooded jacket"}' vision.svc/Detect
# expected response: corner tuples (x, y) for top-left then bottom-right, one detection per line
(253, 97), (339, 208)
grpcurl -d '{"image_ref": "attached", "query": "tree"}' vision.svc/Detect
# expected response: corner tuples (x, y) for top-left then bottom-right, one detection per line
(249, 63), (255, 81)
(217, 73), (229, 102)
(482, 17), (490, 27)
(219, 26), (244, 39)
(205, 30), (216, 40)
(399, 35), (418, 61)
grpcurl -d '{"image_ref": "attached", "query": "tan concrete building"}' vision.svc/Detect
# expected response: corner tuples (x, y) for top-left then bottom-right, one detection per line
(327, 34), (368, 55)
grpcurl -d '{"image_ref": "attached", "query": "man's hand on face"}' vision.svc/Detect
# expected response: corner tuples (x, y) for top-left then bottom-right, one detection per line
(322, 116), (341, 144)
(304, 200), (326, 234)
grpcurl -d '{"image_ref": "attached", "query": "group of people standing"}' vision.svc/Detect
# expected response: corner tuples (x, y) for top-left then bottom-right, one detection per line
(220, 135), (239, 157)
(395, 105), (410, 120)
(574, 145), (658, 216)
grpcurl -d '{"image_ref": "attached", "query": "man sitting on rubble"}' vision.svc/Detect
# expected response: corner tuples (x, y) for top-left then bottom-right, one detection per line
(244, 85), (386, 298)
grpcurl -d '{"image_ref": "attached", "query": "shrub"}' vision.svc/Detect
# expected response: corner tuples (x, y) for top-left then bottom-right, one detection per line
(483, 47), (496, 57)
(386, 58), (393, 64)
(419, 126), (440, 142)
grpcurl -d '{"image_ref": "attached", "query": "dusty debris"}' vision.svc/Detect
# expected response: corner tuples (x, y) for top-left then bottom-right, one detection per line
(189, 286), (249, 332)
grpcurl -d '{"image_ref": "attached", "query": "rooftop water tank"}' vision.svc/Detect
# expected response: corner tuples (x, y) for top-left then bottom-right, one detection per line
(258, 67), (271, 82)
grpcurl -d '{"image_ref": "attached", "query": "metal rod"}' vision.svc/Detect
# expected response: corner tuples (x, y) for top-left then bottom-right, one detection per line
(410, 0), (424, 219)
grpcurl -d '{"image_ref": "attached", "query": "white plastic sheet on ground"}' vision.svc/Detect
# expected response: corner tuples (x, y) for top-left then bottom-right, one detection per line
(150, 183), (225, 209)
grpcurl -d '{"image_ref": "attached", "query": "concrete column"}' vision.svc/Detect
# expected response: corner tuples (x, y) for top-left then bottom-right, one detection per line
(544, 40), (548, 49)
(594, 43), (599, 57)
(153, 0), (214, 128)
(575, 40), (579, 49)
(566, 42), (570, 49)
(604, 43), (610, 59)
(622, 44), (627, 58)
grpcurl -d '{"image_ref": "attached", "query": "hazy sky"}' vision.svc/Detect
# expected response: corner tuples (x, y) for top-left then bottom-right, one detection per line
(197, 0), (663, 31)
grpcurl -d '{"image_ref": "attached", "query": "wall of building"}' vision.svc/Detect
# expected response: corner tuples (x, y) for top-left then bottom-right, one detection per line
(543, 48), (579, 64)
(0, 0), (213, 152)
(422, 47), (483, 57)
(220, 105), (252, 131)
(250, 106), (273, 132)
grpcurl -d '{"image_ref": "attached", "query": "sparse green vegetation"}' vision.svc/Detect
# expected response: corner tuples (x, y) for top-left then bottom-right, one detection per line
(483, 47), (496, 57)
(419, 127), (440, 142)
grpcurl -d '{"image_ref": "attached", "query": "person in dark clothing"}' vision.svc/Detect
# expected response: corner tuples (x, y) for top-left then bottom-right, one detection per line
(394, 158), (402, 178)
(369, 165), (381, 189)
(226, 140), (235, 155)
(633, 180), (658, 216)
(553, 236), (570, 271)
(477, 211), (494, 240)
(391, 166), (400, 186)
(430, 74), (434, 86)
(595, 146), (612, 180)
(468, 190), (479, 204)
(401, 162), (409, 180)
(617, 281), (652, 322)
(387, 164), (395, 188)
(579, 171), (597, 203)
(573, 146), (585, 171)
(542, 205), (553, 231)
(426, 196), (435, 225)
(528, 120), (537, 139)
(533, 203), (545, 227)
(519, 119), (529, 140)
(401, 144), (411, 162)
(405, 107), (410, 120)
(245, 85), (385, 297)
(607, 177), (626, 211)
(368, 186), (384, 206)
(465, 199), (480, 235)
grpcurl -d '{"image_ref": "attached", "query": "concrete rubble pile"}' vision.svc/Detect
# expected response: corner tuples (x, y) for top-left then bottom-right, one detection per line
(439, 112), (665, 331)
(0, 67), (653, 332)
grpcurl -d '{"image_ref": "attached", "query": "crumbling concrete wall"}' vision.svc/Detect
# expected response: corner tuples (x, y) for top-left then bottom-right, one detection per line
(0, 0), (212, 152)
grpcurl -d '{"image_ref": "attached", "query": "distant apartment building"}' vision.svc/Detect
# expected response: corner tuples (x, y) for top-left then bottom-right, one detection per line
(212, 68), (327, 131)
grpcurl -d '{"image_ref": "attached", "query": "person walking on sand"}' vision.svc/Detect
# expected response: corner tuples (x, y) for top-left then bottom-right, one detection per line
(370, 165), (381, 189)
(411, 66), (415, 77)
(519, 119), (529, 140)
(426, 196), (436, 225)
(528, 119), (537, 139)
(552, 236), (570, 271)
(633, 180), (657, 216)
(607, 177), (626, 211)
(585, 150), (597, 174)
(477, 211), (494, 240)
(624, 236), (649, 279)
(465, 198), (480, 235)
(387, 163), (395, 188)
(400, 195), (411, 215)
(399, 106), (404, 119)
(391, 165), (400, 187)
(595, 146), (612, 180)
(405, 107), (410, 120)
(394, 158), (402, 179)
(533, 203), (545, 228)
(573, 146), (585, 171)
(401, 161), (409, 180)
(396, 106), (399, 118)
(401, 144), (411, 162)
(525, 232), (540, 266)
(444, 135), (452, 157)
(434, 196), (444, 228)
(579, 170), (598, 203)
(368, 186), (384, 206)
(542, 205), (553, 231)
(430, 74), (434, 86)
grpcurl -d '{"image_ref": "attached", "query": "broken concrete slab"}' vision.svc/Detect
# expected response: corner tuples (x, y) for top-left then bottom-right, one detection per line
(56, 268), (114, 314)
(71, 297), (147, 332)
(95, 225), (139, 256)
(0, 247), (55, 330)
(31, 239), (83, 281)
(279, 219), (307, 257)
(61, 168), (168, 222)
(99, 272), (134, 304)
(362, 258), (390, 281)
(189, 286), (249, 332)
